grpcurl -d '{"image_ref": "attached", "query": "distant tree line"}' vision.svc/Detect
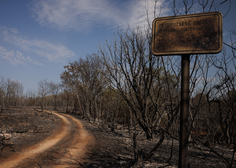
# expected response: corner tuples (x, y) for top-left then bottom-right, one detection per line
(0, 77), (24, 111)
(0, 77), (61, 111)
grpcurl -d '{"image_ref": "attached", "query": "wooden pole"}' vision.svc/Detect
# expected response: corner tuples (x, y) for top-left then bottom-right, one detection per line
(179, 54), (190, 168)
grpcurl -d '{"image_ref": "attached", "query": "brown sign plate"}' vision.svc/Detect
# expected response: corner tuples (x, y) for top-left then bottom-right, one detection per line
(152, 12), (223, 56)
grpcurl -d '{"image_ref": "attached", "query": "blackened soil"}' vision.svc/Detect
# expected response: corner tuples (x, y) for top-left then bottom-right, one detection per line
(70, 114), (235, 168)
(1, 109), (235, 168)
(0, 108), (61, 161)
(77, 120), (134, 168)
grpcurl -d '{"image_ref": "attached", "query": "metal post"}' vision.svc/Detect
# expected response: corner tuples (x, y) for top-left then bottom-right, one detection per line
(179, 54), (190, 168)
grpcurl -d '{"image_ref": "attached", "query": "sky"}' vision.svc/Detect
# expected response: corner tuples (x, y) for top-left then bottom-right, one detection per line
(0, 0), (235, 93)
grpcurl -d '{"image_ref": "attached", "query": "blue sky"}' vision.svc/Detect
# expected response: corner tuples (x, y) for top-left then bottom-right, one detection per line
(0, 0), (235, 93)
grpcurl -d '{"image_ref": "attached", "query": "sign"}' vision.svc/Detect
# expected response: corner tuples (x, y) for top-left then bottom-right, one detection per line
(152, 12), (223, 56)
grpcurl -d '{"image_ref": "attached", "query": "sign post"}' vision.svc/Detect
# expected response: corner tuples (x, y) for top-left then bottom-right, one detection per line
(152, 12), (222, 168)
(179, 54), (190, 168)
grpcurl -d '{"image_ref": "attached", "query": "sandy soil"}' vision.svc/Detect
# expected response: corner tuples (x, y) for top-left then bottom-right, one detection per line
(0, 110), (94, 168)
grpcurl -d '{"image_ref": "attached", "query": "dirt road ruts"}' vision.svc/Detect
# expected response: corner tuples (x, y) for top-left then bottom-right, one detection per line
(0, 110), (94, 168)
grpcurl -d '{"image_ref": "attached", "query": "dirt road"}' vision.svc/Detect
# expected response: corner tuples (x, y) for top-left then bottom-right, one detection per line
(0, 110), (94, 168)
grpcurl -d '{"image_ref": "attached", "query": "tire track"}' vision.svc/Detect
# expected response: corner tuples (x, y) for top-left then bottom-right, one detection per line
(0, 111), (94, 168)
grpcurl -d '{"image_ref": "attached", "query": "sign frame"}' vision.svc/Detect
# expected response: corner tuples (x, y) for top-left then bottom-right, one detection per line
(152, 12), (223, 56)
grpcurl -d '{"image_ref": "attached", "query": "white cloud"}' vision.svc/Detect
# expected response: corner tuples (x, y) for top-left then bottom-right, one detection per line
(0, 46), (25, 65)
(0, 27), (75, 63)
(30, 0), (170, 31)
(126, 0), (170, 28)
(0, 46), (42, 65)
(26, 56), (42, 66)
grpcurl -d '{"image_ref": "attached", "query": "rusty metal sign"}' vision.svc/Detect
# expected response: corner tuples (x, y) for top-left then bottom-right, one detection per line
(152, 12), (223, 56)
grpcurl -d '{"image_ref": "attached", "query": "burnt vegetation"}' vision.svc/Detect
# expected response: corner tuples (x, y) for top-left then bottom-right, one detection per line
(0, 0), (236, 167)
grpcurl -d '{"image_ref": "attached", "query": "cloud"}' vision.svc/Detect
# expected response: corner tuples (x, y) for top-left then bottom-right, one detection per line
(0, 46), (42, 66)
(26, 56), (43, 66)
(0, 27), (75, 63)
(125, 0), (170, 28)
(30, 0), (170, 31)
(0, 46), (25, 65)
